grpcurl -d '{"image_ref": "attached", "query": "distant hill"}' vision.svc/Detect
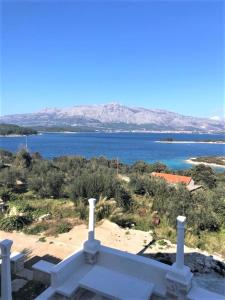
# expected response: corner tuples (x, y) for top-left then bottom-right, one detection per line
(0, 123), (37, 136)
(0, 103), (224, 132)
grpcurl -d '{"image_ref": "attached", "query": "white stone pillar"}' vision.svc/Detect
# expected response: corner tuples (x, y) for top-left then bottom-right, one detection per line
(175, 216), (186, 269)
(83, 198), (101, 264)
(0, 239), (13, 300)
(166, 216), (193, 298)
(88, 198), (96, 242)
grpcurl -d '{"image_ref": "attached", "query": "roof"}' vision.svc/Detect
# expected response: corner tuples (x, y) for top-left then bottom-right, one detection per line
(151, 172), (192, 185)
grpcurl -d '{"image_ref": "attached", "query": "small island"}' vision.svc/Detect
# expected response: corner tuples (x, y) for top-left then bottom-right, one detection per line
(186, 156), (225, 168)
(156, 138), (225, 144)
(0, 123), (37, 136)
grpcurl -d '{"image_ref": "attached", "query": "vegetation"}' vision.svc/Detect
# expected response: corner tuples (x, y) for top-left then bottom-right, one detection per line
(0, 149), (225, 256)
(0, 215), (32, 232)
(190, 156), (225, 166)
(0, 123), (37, 136)
(161, 138), (225, 143)
(32, 125), (97, 132)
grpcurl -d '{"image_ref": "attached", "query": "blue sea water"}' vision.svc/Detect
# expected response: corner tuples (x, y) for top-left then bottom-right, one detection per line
(0, 132), (225, 171)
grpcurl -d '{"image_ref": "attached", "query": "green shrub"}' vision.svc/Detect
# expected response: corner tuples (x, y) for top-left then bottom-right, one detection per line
(0, 215), (33, 232)
(55, 222), (72, 234)
(23, 223), (49, 235)
(76, 203), (88, 220)
(115, 186), (133, 210)
(110, 214), (135, 228)
(9, 201), (35, 214)
(96, 200), (115, 221)
(38, 237), (46, 242)
(157, 239), (168, 246)
(135, 217), (153, 232)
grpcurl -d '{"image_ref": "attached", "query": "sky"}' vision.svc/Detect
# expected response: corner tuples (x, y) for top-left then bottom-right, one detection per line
(1, 0), (224, 118)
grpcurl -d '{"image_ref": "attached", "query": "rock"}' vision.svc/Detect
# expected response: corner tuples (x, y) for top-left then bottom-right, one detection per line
(38, 213), (51, 221)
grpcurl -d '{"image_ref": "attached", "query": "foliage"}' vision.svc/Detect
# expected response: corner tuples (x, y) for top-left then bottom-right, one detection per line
(9, 201), (35, 214)
(0, 123), (37, 136)
(96, 199), (116, 221)
(130, 160), (167, 174)
(55, 222), (73, 234)
(188, 164), (217, 188)
(75, 201), (88, 220)
(38, 237), (46, 242)
(192, 156), (225, 166)
(14, 149), (32, 169)
(23, 223), (49, 235)
(28, 161), (64, 198)
(157, 239), (168, 246)
(0, 215), (32, 232)
(110, 214), (135, 228)
(0, 148), (14, 164)
(0, 149), (225, 256)
(0, 166), (24, 188)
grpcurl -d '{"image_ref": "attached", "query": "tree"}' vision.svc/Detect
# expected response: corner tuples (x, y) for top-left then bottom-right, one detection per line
(129, 175), (146, 195)
(28, 160), (64, 198)
(188, 190), (223, 232)
(0, 166), (23, 188)
(131, 161), (149, 174)
(14, 149), (32, 169)
(190, 165), (217, 188)
(115, 186), (133, 210)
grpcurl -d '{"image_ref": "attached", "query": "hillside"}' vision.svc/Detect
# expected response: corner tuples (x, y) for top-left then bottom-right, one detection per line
(1, 103), (224, 132)
(0, 123), (37, 136)
(0, 149), (225, 257)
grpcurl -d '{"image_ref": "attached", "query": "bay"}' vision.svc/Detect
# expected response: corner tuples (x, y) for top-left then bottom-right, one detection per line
(0, 132), (225, 171)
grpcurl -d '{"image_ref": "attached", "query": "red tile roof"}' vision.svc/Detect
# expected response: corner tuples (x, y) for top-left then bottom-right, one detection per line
(151, 172), (192, 185)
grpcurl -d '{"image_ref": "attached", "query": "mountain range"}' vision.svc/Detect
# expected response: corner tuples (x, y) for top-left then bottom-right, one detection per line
(1, 103), (224, 132)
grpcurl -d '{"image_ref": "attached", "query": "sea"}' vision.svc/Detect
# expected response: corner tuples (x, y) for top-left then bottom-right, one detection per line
(1, 132), (225, 171)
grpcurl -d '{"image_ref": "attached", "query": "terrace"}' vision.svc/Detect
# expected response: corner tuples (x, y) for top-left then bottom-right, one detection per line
(1, 199), (225, 300)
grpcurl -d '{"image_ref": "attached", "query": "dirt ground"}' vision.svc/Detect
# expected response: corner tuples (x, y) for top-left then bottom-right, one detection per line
(0, 220), (152, 260)
(1, 219), (224, 263)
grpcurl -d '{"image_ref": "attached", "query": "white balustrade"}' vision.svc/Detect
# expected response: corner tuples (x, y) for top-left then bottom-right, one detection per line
(175, 216), (186, 269)
(88, 198), (96, 242)
(0, 239), (13, 300)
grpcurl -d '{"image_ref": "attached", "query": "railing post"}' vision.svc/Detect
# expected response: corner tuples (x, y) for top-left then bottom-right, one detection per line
(83, 198), (101, 264)
(88, 198), (96, 242)
(0, 239), (13, 300)
(166, 216), (192, 299)
(175, 216), (186, 269)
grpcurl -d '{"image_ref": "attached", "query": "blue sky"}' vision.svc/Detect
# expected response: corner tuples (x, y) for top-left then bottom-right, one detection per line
(1, 0), (224, 118)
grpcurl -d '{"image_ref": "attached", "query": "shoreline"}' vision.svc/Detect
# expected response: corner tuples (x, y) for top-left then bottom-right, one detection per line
(185, 158), (225, 169)
(0, 134), (28, 137)
(0, 134), (39, 137)
(156, 141), (225, 144)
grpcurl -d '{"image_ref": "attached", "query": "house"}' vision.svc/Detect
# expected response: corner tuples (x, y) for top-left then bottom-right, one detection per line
(151, 172), (202, 192)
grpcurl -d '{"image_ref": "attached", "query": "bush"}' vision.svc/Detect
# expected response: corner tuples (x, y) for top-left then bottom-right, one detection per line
(23, 223), (49, 235)
(0, 215), (32, 232)
(9, 201), (35, 214)
(55, 222), (73, 234)
(96, 200), (116, 221)
(27, 161), (64, 198)
(115, 186), (133, 210)
(157, 239), (168, 246)
(38, 237), (46, 242)
(68, 170), (119, 200)
(190, 165), (217, 188)
(76, 203), (88, 220)
(134, 217), (153, 231)
(0, 187), (13, 201)
(110, 214), (135, 228)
